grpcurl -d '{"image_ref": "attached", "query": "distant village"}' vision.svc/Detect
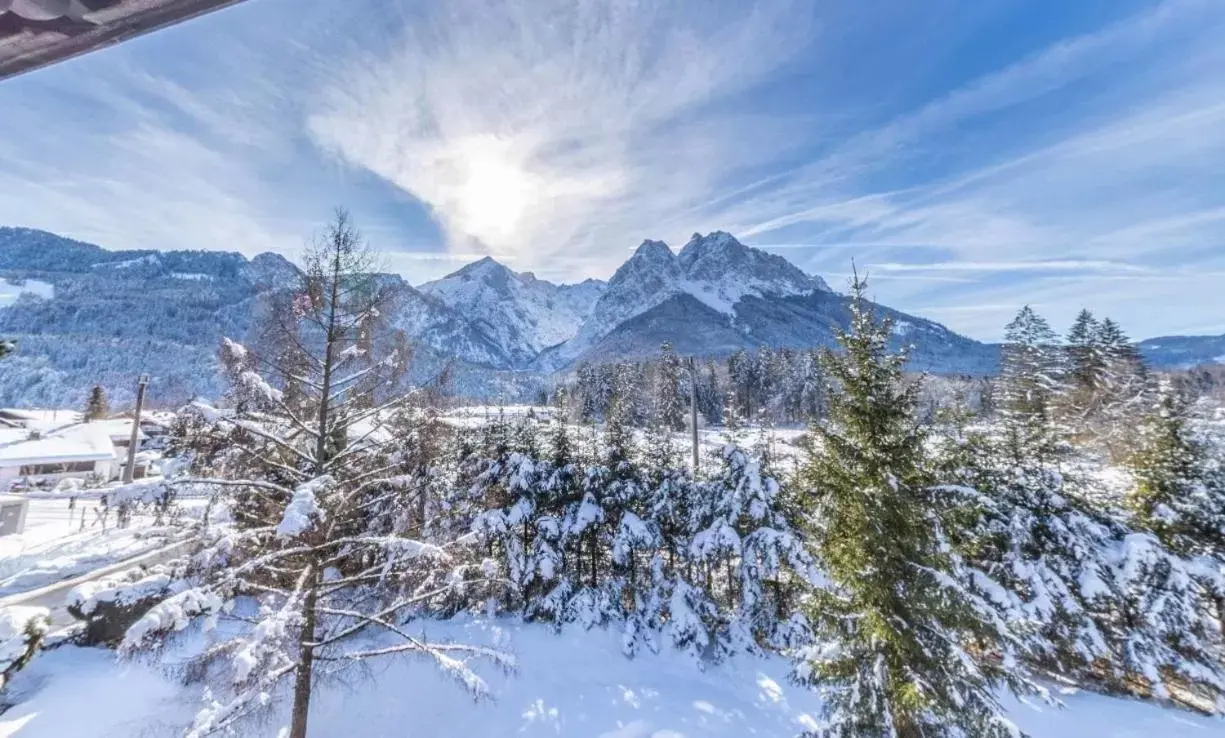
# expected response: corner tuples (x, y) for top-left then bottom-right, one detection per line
(0, 406), (172, 491)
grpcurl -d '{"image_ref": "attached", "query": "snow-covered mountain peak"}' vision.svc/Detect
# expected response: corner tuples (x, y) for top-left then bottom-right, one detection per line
(633, 238), (675, 260)
(678, 231), (831, 296)
(678, 230), (739, 260)
(537, 231), (841, 370)
(608, 239), (682, 287)
(419, 255), (605, 366)
(444, 255), (514, 285)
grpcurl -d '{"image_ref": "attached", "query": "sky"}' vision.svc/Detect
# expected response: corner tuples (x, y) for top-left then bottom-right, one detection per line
(1, 0), (1224, 342)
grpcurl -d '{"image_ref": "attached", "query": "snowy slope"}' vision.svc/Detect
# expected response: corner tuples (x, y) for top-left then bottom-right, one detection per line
(3, 618), (1222, 738)
(419, 257), (605, 368)
(1138, 333), (1225, 368)
(677, 231), (832, 311)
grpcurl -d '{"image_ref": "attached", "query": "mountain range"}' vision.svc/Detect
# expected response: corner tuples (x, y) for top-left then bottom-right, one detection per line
(0, 226), (1220, 407)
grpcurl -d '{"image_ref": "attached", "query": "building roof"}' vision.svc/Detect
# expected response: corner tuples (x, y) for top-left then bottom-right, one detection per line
(0, 424), (116, 467)
(0, 409), (83, 433)
(87, 418), (147, 441)
(0, 0), (245, 81)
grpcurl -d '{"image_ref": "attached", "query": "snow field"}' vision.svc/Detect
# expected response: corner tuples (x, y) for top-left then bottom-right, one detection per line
(2, 618), (1223, 738)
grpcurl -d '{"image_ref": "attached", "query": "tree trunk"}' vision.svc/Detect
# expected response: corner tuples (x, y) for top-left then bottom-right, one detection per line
(288, 569), (320, 738)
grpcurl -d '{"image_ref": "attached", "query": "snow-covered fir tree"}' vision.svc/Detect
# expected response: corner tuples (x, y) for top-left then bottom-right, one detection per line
(794, 274), (1031, 738)
(939, 380), (1225, 706)
(1091, 318), (1151, 458)
(694, 428), (815, 653)
(999, 305), (1066, 426)
(1126, 383), (1225, 553)
(1126, 382), (1225, 643)
(696, 358), (724, 425)
(727, 349), (760, 421)
(1066, 310), (1105, 388)
(653, 342), (686, 431)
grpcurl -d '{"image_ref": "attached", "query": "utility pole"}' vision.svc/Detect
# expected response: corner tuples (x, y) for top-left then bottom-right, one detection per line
(689, 356), (699, 475)
(122, 374), (148, 484)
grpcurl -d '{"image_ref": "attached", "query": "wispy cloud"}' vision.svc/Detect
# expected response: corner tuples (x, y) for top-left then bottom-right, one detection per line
(870, 260), (1150, 274)
(306, 0), (813, 274)
(0, 0), (1223, 341)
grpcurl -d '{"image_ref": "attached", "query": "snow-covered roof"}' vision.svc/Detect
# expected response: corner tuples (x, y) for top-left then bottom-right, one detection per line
(87, 419), (148, 442)
(0, 409), (82, 432)
(0, 424), (116, 467)
(140, 411), (178, 428)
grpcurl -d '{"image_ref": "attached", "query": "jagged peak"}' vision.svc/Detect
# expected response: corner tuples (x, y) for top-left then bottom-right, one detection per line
(633, 239), (674, 260)
(680, 230), (741, 255)
(444, 254), (513, 281)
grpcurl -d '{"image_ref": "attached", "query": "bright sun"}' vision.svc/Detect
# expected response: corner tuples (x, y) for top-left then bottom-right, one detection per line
(452, 135), (535, 240)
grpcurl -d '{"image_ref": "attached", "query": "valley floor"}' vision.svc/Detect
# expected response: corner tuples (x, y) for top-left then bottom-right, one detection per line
(2, 618), (1222, 738)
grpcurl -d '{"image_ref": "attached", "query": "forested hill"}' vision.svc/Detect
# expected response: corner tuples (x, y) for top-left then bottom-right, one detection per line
(0, 226), (1219, 408)
(0, 228), (301, 406)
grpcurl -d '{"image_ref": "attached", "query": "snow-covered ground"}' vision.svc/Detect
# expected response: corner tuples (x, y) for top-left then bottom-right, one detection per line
(0, 498), (182, 598)
(1, 618), (1221, 738)
(439, 405), (811, 462)
(0, 279), (54, 308)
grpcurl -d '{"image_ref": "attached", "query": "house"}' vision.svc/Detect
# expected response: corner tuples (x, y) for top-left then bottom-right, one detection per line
(113, 410), (174, 449)
(0, 424), (117, 488)
(88, 418), (148, 457)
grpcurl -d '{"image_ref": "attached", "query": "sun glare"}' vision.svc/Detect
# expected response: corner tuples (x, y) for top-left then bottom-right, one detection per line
(452, 135), (535, 240)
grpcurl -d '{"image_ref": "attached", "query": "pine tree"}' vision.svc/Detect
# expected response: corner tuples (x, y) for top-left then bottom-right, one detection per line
(1066, 309), (1105, 394)
(1127, 383), (1225, 556)
(997, 306), (1069, 464)
(935, 419), (1119, 683)
(1092, 318), (1150, 459)
(84, 385), (109, 422)
(999, 306), (1065, 424)
(940, 382), (1225, 705)
(654, 342), (686, 431)
(727, 349), (758, 421)
(696, 359), (723, 425)
(794, 274), (1028, 738)
(694, 435), (815, 653)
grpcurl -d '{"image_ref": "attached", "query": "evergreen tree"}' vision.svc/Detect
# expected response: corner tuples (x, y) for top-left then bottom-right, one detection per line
(696, 359), (723, 425)
(1092, 318), (1150, 458)
(1066, 309), (1105, 394)
(936, 420), (1120, 684)
(84, 384), (109, 422)
(940, 383), (1225, 706)
(999, 305), (1065, 424)
(997, 306), (1070, 464)
(727, 349), (758, 421)
(694, 436), (815, 653)
(1127, 384), (1225, 557)
(653, 342), (686, 431)
(794, 275), (1028, 738)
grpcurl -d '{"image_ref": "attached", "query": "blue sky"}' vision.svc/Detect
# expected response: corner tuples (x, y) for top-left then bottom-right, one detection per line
(1, 0), (1223, 341)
